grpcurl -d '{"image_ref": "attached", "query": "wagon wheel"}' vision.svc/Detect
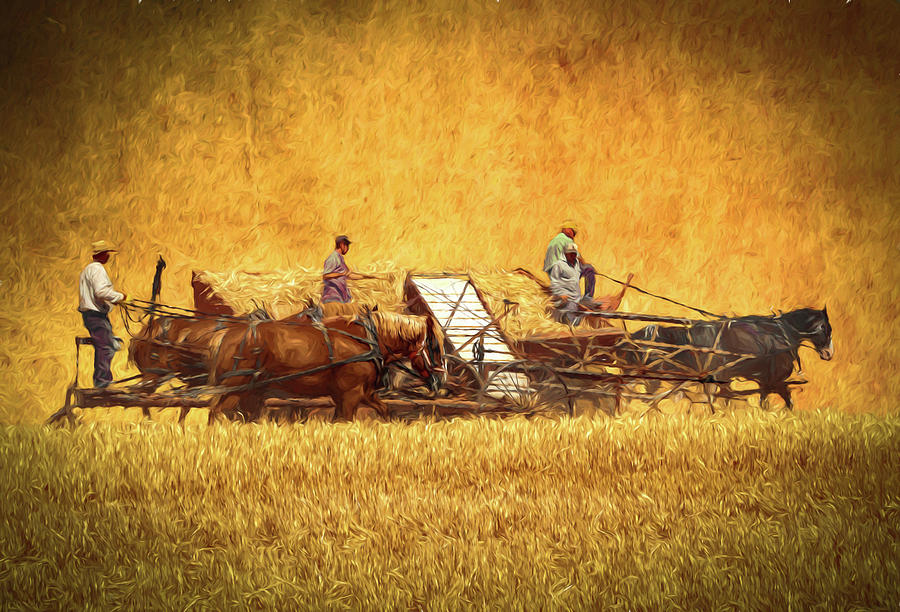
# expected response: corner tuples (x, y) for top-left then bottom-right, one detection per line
(442, 354), (485, 398)
(555, 361), (623, 417)
(480, 361), (574, 417)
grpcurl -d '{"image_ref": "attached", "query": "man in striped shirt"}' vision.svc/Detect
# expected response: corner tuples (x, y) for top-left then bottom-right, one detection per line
(321, 235), (376, 303)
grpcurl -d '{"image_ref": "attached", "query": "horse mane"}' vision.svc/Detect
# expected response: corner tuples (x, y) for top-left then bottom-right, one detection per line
(366, 311), (430, 345)
(324, 309), (444, 352)
(425, 315), (445, 352)
(322, 302), (382, 317)
(735, 308), (823, 332)
(352, 310), (443, 351)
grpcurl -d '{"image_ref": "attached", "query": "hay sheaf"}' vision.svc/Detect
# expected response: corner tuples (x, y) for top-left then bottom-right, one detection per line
(197, 267), (570, 341)
(195, 267), (408, 319)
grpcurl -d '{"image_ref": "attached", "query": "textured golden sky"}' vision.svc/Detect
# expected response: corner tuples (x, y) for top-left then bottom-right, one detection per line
(0, 0), (897, 421)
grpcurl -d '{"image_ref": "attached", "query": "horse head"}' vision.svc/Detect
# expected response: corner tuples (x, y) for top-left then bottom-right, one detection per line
(370, 312), (444, 394)
(401, 315), (444, 395)
(786, 306), (833, 361)
(815, 305), (834, 360)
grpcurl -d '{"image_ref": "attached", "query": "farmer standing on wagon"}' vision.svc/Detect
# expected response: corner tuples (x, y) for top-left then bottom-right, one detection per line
(321, 235), (376, 303)
(543, 222), (596, 300)
(78, 240), (127, 388)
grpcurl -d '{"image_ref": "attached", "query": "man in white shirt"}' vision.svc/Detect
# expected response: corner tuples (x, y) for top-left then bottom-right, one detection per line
(543, 224), (596, 300)
(79, 241), (126, 387)
(549, 242), (590, 326)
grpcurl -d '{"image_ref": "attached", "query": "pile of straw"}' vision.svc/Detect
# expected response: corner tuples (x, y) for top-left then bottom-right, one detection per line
(195, 266), (408, 320)
(196, 267), (569, 340)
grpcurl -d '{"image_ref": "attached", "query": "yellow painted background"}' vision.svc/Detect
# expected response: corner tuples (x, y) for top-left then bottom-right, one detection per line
(0, 0), (897, 422)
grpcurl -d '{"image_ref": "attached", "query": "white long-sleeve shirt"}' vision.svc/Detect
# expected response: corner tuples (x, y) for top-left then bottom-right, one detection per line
(549, 259), (582, 299)
(79, 261), (124, 313)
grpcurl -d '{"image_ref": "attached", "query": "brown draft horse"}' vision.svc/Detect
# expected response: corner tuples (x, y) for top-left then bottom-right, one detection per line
(127, 303), (323, 421)
(128, 315), (226, 391)
(205, 311), (445, 424)
(128, 302), (325, 387)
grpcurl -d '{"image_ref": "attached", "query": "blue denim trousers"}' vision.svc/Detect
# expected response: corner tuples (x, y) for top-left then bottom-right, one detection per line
(81, 310), (115, 387)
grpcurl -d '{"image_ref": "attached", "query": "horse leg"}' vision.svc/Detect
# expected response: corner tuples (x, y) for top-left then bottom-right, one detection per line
(703, 382), (717, 414)
(643, 378), (661, 397)
(250, 393), (269, 422)
(207, 399), (221, 425)
(295, 407), (309, 424)
(758, 387), (771, 411)
(775, 384), (793, 410)
(208, 394), (239, 425)
(236, 392), (264, 423)
(366, 388), (391, 422)
(130, 375), (158, 421)
(718, 382), (733, 411)
(332, 387), (364, 422)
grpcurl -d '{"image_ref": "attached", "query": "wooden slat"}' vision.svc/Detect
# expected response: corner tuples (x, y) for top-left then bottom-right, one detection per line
(408, 274), (516, 363)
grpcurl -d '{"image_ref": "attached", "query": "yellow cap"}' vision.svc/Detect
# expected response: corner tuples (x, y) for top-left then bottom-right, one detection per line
(560, 219), (579, 232)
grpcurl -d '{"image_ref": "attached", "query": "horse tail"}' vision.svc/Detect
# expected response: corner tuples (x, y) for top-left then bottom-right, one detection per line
(127, 318), (158, 369)
(206, 329), (229, 386)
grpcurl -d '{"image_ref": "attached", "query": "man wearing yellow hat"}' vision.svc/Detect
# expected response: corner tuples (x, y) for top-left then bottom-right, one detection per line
(543, 223), (596, 300)
(78, 241), (126, 388)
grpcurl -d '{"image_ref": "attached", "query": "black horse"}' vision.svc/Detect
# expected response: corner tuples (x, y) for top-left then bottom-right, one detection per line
(616, 307), (833, 409)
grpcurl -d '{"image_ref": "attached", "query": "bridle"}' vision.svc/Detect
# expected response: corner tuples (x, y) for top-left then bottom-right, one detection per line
(777, 312), (830, 350)
(383, 333), (444, 386)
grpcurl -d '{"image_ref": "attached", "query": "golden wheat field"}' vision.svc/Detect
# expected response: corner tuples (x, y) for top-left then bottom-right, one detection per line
(1, 412), (899, 609)
(1, 0), (898, 608)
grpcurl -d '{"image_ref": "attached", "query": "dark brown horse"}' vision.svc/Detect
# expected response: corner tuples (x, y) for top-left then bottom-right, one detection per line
(128, 301), (324, 386)
(205, 311), (444, 423)
(616, 307), (833, 409)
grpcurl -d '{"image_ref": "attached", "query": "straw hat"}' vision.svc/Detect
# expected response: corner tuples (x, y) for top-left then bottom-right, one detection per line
(91, 240), (117, 255)
(563, 242), (579, 254)
(560, 218), (580, 232)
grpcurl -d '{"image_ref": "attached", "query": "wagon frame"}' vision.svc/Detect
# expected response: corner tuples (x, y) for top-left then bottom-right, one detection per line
(48, 268), (809, 425)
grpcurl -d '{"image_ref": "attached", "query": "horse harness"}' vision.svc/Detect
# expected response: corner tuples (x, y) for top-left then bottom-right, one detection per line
(212, 312), (387, 394)
(142, 315), (231, 377)
(306, 313), (438, 387)
(773, 315), (825, 374)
